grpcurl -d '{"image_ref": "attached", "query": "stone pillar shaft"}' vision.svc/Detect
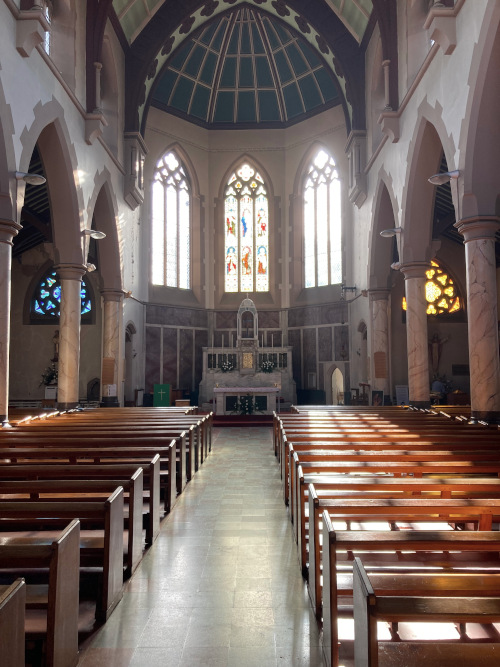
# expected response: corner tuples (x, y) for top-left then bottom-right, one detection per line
(369, 289), (390, 397)
(401, 263), (430, 407)
(101, 290), (122, 406)
(56, 264), (86, 409)
(455, 217), (500, 421)
(0, 220), (22, 424)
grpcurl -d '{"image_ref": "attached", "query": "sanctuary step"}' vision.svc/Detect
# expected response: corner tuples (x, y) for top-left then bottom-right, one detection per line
(212, 414), (274, 427)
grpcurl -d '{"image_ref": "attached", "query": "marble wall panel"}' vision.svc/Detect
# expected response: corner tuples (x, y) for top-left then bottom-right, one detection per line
(320, 302), (348, 325)
(162, 328), (178, 387)
(303, 328), (317, 376)
(319, 363), (324, 392)
(145, 326), (161, 393)
(288, 306), (321, 327)
(266, 330), (282, 347)
(179, 329), (194, 390)
(259, 311), (280, 328)
(318, 327), (333, 361)
(334, 325), (349, 361)
(216, 311), (237, 329)
(288, 329), (302, 389)
(147, 305), (208, 328)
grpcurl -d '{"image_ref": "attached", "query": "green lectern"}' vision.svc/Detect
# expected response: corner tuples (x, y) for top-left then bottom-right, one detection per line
(153, 384), (170, 407)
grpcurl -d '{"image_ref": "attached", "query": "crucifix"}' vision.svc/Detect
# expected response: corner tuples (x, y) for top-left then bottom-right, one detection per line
(157, 387), (167, 401)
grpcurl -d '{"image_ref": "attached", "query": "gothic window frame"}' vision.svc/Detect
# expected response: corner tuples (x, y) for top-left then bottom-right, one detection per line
(224, 162), (270, 294)
(151, 150), (192, 290)
(29, 266), (95, 325)
(303, 148), (342, 289)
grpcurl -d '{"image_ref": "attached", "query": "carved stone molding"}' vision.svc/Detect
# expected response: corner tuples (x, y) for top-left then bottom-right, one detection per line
(424, 8), (456, 55)
(16, 7), (50, 57)
(124, 133), (148, 210)
(345, 131), (367, 208)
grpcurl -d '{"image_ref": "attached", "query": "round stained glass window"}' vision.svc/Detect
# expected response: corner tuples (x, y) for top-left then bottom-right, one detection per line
(402, 260), (461, 316)
(32, 270), (92, 319)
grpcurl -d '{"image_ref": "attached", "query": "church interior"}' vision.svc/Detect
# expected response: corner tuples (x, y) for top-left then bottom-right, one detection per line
(1, 0), (500, 665)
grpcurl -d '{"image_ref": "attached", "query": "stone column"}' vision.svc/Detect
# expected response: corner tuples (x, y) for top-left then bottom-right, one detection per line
(369, 289), (391, 399)
(101, 289), (123, 407)
(55, 264), (86, 410)
(400, 262), (431, 407)
(455, 216), (500, 421)
(0, 219), (22, 425)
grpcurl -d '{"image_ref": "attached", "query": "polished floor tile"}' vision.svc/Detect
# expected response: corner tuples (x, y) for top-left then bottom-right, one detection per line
(77, 426), (324, 666)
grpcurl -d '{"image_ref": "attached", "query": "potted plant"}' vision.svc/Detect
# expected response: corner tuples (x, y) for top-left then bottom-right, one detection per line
(260, 359), (274, 373)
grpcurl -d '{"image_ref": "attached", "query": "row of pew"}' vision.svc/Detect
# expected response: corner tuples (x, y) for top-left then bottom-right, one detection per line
(275, 405), (500, 667)
(0, 405), (212, 667)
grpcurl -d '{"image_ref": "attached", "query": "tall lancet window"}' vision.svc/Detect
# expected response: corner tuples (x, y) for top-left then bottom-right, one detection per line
(303, 149), (342, 287)
(152, 151), (191, 289)
(224, 163), (269, 293)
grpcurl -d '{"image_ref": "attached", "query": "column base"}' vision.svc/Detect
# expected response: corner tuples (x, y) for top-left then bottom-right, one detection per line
(470, 411), (500, 425)
(1, 416), (12, 428)
(100, 396), (120, 408)
(57, 402), (80, 411)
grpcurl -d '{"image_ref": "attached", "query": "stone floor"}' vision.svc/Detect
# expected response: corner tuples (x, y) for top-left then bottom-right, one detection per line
(77, 426), (325, 666)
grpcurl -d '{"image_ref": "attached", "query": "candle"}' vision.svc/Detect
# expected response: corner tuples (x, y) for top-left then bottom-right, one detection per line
(271, 334), (274, 349)
(222, 333), (224, 350)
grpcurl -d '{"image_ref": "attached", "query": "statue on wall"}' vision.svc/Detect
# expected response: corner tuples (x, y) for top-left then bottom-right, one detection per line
(429, 332), (448, 374)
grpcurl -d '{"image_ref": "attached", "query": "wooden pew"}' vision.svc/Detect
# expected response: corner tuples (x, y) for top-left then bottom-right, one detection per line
(0, 474), (144, 576)
(0, 520), (80, 667)
(352, 556), (500, 667)
(0, 579), (25, 667)
(0, 442), (177, 513)
(0, 457), (161, 545)
(0, 490), (124, 622)
(321, 524), (500, 667)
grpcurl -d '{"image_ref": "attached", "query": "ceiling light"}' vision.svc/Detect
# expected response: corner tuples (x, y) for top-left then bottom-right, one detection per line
(380, 227), (402, 238)
(428, 170), (460, 186)
(82, 229), (106, 239)
(16, 171), (46, 186)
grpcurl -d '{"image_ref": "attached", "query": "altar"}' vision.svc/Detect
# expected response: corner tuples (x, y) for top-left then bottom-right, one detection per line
(198, 297), (296, 411)
(213, 386), (280, 415)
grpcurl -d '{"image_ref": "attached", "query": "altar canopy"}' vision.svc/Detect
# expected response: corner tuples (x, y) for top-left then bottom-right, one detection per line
(199, 298), (296, 413)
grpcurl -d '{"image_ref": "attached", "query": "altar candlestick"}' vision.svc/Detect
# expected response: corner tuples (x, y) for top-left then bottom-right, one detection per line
(272, 334), (274, 349)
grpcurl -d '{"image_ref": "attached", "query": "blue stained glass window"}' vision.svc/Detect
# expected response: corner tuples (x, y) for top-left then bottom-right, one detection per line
(31, 270), (93, 319)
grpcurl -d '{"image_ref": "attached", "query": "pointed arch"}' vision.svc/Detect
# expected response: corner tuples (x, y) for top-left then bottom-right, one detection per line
(88, 176), (122, 292)
(368, 174), (399, 290)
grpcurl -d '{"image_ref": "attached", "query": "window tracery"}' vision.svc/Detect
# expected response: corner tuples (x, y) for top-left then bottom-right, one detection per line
(402, 260), (461, 315)
(303, 149), (342, 288)
(152, 151), (191, 289)
(224, 163), (269, 293)
(31, 269), (93, 322)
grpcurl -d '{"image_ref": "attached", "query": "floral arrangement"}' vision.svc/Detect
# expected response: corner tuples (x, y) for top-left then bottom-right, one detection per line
(235, 394), (254, 415)
(220, 359), (234, 373)
(40, 364), (58, 386)
(260, 359), (275, 373)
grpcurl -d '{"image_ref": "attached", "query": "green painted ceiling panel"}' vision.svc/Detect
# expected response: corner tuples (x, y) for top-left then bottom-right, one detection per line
(184, 45), (205, 77)
(220, 58), (237, 87)
(214, 91), (235, 123)
(255, 57), (273, 87)
(200, 52), (217, 86)
(258, 90), (280, 122)
(283, 82), (304, 119)
(191, 85), (211, 121)
(299, 74), (322, 111)
(170, 77), (194, 113)
(239, 57), (254, 88)
(237, 91), (256, 123)
(274, 50), (293, 85)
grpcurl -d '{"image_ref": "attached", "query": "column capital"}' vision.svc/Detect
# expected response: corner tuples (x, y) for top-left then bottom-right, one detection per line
(368, 288), (390, 302)
(54, 263), (87, 281)
(399, 261), (431, 280)
(0, 219), (22, 245)
(101, 288), (124, 303)
(454, 216), (500, 243)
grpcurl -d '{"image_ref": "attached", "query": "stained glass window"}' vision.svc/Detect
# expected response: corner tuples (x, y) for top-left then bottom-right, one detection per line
(224, 163), (269, 292)
(32, 270), (92, 320)
(152, 151), (191, 289)
(402, 260), (462, 315)
(303, 149), (342, 287)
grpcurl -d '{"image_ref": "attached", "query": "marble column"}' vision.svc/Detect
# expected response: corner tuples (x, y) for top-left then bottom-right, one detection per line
(0, 219), (22, 425)
(55, 264), (86, 410)
(369, 289), (391, 398)
(400, 262), (431, 407)
(101, 289), (123, 407)
(455, 216), (500, 421)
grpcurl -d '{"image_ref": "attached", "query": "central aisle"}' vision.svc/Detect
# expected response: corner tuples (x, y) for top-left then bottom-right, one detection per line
(78, 426), (324, 667)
